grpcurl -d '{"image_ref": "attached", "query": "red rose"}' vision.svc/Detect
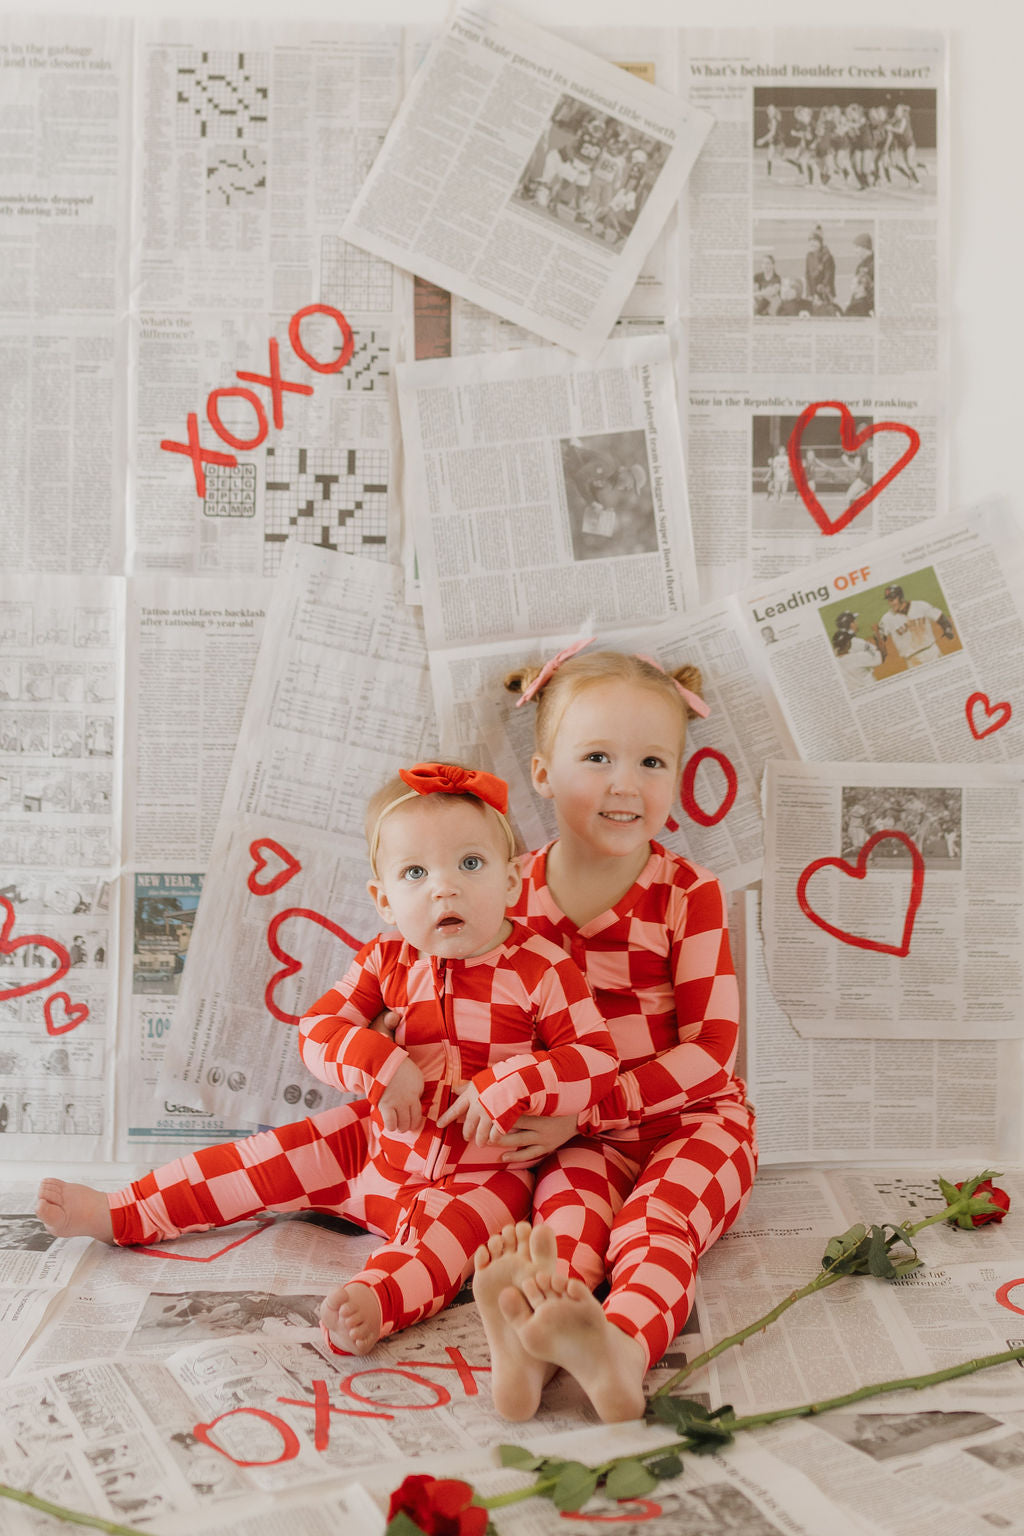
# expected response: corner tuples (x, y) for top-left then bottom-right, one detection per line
(955, 1177), (1011, 1226)
(387, 1474), (487, 1536)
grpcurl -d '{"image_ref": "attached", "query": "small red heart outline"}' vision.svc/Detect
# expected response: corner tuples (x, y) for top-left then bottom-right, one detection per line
(44, 992), (89, 1035)
(265, 907), (364, 1025)
(787, 401), (921, 536)
(796, 830), (925, 957)
(135, 1218), (274, 1262)
(0, 897), (70, 1001)
(966, 691), (1012, 741)
(248, 838), (302, 896)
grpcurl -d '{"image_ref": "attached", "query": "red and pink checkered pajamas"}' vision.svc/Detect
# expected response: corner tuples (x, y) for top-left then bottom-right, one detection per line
(511, 842), (757, 1368)
(109, 923), (617, 1342)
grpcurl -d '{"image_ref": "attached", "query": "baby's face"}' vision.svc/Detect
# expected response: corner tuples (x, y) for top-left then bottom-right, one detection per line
(369, 797), (520, 959)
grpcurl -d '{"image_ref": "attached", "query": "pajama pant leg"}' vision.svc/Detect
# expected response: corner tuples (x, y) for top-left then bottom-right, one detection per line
(531, 1138), (640, 1291)
(109, 1101), (377, 1245)
(347, 1164), (536, 1338)
(602, 1099), (757, 1369)
(109, 1103), (534, 1342)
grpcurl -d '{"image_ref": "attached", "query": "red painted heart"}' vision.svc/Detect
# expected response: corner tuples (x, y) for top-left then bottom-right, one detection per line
(0, 897), (70, 1001)
(248, 838), (302, 896)
(787, 401), (920, 536)
(796, 830), (925, 957)
(265, 907), (364, 1025)
(44, 992), (89, 1035)
(966, 691), (1012, 740)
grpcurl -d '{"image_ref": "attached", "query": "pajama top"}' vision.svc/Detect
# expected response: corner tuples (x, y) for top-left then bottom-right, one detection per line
(297, 921), (619, 1181)
(510, 842), (745, 1147)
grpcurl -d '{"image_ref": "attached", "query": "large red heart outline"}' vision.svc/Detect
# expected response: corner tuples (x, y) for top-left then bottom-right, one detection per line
(966, 691), (1012, 741)
(0, 898), (70, 1002)
(796, 830), (925, 957)
(248, 837), (302, 896)
(265, 907), (364, 1025)
(787, 402), (921, 536)
(44, 992), (89, 1036)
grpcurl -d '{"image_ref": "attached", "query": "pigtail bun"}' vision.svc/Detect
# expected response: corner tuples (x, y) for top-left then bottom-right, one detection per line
(672, 663), (705, 720)
(504, 665), (543, 697)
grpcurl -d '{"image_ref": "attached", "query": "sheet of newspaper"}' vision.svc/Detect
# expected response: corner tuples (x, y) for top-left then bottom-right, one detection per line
(0, 15), (132, 577)
(695, 1168), (1024, 1422)
(0, 1188), (94, 1380)
(156, 544), (438, 1128)
(0, 574), (125, 1159)
(761, 758), (1024, 1039)
(117, 577), (273, 1157)
(430, 607), (797, 892)
(130, 20), (403, 577)
(6, 1212), (603, 1511)
(397, 336), (700, 652)
(680, 28), (949, 600)
(739, 891), (1023, 1164)
(740, 503), (1024, 766)
(345, 3), (711, 358)
(358, 1424), (874, 1536)
(757, 1407), (1024, 1536)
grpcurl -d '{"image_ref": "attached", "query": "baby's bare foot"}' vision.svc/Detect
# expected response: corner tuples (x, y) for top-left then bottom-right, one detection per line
(472, 1221), (556, 1421)
(320, 1282), (383, 1356)
(36, 1179), (114, 1242)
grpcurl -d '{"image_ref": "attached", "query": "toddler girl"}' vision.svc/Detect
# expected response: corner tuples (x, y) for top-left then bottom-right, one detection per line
(473, 647), (757, 1421)
(38, 762), (617, 1357)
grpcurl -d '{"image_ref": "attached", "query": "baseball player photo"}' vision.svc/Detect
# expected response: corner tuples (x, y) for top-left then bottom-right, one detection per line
(873, 579), (956, 670)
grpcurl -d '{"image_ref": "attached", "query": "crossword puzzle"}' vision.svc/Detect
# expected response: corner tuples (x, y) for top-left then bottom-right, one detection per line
(176, 50), (269, 141)
(321, 236), (393, 314)
(205, 144), (267, 207)
(203, 462), (257, 518)
(263, 445), (389, 574)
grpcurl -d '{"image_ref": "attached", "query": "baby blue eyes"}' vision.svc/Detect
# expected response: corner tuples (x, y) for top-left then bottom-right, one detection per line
(400, 856), (484, 881)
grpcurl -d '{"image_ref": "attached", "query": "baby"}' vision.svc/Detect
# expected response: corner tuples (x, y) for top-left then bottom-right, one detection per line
(38, 761), (617, 1356)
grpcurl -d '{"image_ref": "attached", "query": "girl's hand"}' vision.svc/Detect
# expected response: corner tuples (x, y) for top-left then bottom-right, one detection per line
(436, 1084), (499, 1146)
(370, 1008), (401, 1037)
(495, 1112), (580, 1163)
(377, 1057), (425, 1133)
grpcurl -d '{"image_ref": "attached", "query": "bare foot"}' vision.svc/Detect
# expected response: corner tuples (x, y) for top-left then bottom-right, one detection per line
(35, 1179), (114, 1242)
(503, 1272), (648, 1423)
(472, 1221), (556, 1420)
(319, 1282), (382, 1356)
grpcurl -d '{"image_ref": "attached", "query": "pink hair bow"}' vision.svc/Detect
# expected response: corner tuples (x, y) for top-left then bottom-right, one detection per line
(515, 637), (594, 707)
(398, 762), (509, 815)
(633, 654), (710, 718)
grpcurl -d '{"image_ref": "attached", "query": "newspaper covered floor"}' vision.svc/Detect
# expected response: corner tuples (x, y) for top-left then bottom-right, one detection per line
(2, 1162), (1024, 1535)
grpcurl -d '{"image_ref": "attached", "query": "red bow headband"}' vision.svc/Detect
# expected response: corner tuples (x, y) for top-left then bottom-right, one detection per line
(398, 762), (508, 813)
(369, 762), (515, 876)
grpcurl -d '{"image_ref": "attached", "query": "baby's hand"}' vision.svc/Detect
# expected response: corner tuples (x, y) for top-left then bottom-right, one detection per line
(377, 1056), (425, 1133)
(370, 1008), (401, 1037)
(436, 1084), (500, 1147)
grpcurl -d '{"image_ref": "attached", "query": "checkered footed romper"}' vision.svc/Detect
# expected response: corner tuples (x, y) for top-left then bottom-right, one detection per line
(109, 923), (618, 1344)
(511, 843), (758, 1369)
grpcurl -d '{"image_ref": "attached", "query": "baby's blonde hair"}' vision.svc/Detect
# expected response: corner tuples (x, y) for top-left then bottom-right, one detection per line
(365, 765), (517, 877)
(505, 650), (704, 765)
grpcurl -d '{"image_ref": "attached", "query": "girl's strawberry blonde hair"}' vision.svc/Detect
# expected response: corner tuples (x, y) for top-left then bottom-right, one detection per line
(504, 650), (705, 764)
